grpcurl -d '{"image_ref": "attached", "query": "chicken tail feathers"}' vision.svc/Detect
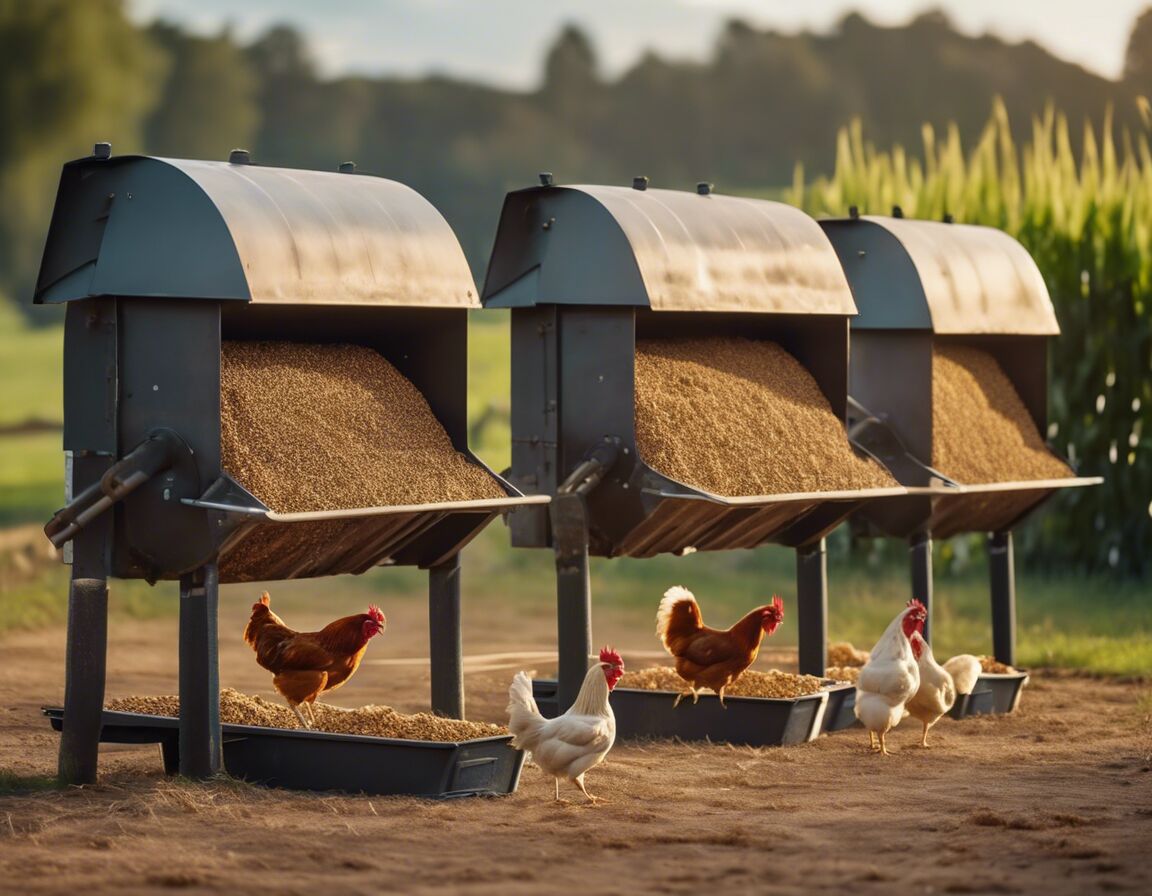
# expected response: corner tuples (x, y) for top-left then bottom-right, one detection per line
(506, 670), (545, 751)
(656, 586), (702, 652)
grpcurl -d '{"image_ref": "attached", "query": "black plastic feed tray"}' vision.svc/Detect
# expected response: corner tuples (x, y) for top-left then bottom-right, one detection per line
(44, 708), (524, 798)
(948, 671), (1029, 719)
(820, 682), (859, 732)
(531, 679), (830, 747)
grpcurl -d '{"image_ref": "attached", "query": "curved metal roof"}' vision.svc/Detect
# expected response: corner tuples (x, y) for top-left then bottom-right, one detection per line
(482, 185), (857, 314)
(35, 154), (477, 307)
(820, 216), (1058, 335)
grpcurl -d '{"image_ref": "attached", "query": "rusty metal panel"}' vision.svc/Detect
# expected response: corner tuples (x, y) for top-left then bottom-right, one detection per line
(482, 185), (857, 315)
(861, 216), (1059, 335)
(36, 154), (477, 308)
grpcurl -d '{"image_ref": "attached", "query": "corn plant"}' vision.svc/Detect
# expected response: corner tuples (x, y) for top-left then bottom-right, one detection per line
(789, 99), (1152, 577)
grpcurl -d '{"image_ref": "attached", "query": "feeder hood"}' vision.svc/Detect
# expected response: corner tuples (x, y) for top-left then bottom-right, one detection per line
(821, 215), (1059, 335)
(482, 184), (857, 314)
(34, 154), (478, 307)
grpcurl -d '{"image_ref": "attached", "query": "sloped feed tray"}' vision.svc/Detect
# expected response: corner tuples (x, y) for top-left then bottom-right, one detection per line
(44, 708), (524, 798)
(949, 671), (1029, 719)
(530, 679), (838, 747)
(186, 475), (549, 582)
(613, 482), (908, 558)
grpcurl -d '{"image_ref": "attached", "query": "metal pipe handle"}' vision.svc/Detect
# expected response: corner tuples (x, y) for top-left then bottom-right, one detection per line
(44, 429), (185, 548)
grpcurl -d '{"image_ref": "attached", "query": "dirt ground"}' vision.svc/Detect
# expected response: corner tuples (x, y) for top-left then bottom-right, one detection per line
(1, 588), (1150, 895)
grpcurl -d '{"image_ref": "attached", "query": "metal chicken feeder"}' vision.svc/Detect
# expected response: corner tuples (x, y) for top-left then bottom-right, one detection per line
(820, 213), (1101, 670)
(481, 179), (905, 710)
(35, 147), (545, 785)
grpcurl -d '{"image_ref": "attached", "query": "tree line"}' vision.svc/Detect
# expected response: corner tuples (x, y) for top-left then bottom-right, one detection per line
(4, 1), (1152, 311)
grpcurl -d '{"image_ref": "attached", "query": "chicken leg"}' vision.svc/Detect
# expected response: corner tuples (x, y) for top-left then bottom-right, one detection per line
(672, 687), (700, 708)
(878, 730), (891, 756)
(918, 721), (932, 748)
(868, 731), (879, 752)
(303, 702), (317, 726)
(289, 704), (312, 729)
(574, 773), (602, 804)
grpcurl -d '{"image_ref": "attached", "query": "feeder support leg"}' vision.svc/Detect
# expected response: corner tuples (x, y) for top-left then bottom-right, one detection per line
(179, 563), (221, 779)
(988, 531), (1016, 667)
(909, 532), (933, 643)
(429, 554), (464, 719)
(58, 455), (113, 787)
(551, 493), (592, 713)
(796, 539), (828, 677)
(58, 575), (109, 785)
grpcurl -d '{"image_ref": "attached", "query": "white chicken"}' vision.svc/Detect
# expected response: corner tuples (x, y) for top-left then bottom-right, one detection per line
(854, 599), (928, 755)
(904, 631), (956, 747)
(507, 646), (624, 803)
(943, 653), (983, 698)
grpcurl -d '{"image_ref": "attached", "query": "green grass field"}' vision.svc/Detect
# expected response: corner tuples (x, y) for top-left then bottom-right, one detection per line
(0, 303), (1147, 676)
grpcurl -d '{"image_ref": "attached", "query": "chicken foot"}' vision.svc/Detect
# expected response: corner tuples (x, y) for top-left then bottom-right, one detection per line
(917, 721), (932, 748)
(573, 773), (603, 805)
(672, 687), (700, 708)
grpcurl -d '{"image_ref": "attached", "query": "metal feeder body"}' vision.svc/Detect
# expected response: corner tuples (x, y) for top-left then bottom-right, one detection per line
(482, 183), (905, 702)
(36, 152), (544, 784)
(820, 215), (1100, 661)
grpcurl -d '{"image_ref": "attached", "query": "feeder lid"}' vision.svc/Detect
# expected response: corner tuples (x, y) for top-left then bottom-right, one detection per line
(820, 215), (1058, 335)
(481, 184), (857, 315)
(34, 154), (477, 307)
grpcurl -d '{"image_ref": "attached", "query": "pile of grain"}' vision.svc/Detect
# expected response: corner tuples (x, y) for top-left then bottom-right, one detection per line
(634, 338), (896, 496)
(220, 342), (506, 512)
(932, 346), (1072, 484)
(107, 689), (507, 742)
(619, 666), (828, 699)
(827, 641), (870, 667)
(978, 656), (1019, 674)
(823, 666), (861, 684)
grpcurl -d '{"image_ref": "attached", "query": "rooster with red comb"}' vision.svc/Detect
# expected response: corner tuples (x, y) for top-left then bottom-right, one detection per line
(854, 599), (928, 755)
(507, 646), (624, 803)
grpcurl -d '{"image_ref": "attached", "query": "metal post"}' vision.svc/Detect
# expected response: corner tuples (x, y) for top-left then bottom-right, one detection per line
(795, 539), (828, 677)
(429, 554), (464, 719)
(58, 456), (112, 787)
(988, 531), (1016, 667)
(551, 493), (592, 713)
(909, 531), (933, 643)
(58, 575), (109, 785)
(179, 563), (221, 778)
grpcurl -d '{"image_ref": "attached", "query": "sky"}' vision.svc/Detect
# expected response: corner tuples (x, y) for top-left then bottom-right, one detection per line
(128, 0), (1149, 88)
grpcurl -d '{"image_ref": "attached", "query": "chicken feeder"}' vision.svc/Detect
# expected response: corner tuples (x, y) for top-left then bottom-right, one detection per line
(820, 213), (1101, 670)
(481, 179), (905, 710)
(35, 146), (545, 785)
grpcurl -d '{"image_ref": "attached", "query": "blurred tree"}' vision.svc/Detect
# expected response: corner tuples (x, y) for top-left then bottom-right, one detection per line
(145, 23), (259, 159)
(246, 24), (324, 165)
(0, 0), (164, 308)
(1124, 7), (1152, 93)
(540, 24), (601, 124)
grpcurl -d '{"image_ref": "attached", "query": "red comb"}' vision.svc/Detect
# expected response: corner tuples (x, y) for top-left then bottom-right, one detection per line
(599, 645), (623, 667)
(368, 604), (384, 621)
(771, 595), (784, 616)
(907, 599), (927, 612)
